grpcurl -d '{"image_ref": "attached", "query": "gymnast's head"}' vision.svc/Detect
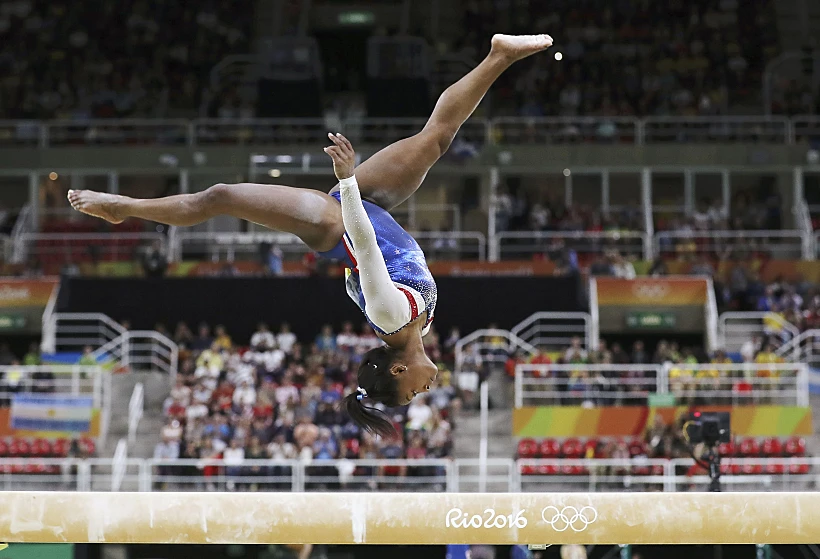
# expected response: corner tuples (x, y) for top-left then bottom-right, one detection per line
(342, 345), (438, 436)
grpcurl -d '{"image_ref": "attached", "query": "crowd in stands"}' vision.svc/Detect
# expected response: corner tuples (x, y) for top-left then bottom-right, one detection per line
(459, 0), (779, 118)
(0, 0), (252, 119)
(153, 322), (460, 490)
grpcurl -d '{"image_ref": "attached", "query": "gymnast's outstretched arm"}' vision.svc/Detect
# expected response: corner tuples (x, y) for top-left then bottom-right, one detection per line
(326, 133), (411, 334)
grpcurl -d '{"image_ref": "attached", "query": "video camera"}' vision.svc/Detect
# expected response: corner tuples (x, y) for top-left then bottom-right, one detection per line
(683, 411), (731, 447)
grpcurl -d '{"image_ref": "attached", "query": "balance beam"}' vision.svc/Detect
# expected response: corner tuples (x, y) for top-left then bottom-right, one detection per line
(0, 492), (815, 545)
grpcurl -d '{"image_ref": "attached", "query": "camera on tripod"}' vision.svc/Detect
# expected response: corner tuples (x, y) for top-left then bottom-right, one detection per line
(683, 411), (731, 447)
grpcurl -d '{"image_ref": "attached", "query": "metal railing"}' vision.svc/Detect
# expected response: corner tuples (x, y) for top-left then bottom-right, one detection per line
(643, 117), (792, 144)
(16, 232), (166, 265)
(128, 384), (144, 445)
(48, 313), (126, 354)
(0, 457), (817, 493)
(497, 231), (651, 261)
(454, 328), (537, 374)
(2, 116), (820, 147)
(515, 364), (663, 408)
(510, 312), (591, 351)
(654, 230), (810, 260)
(0, 365), (106, 408)
(514, 363), (810, 408)
(411, 232), (486, 261)
(776, 329), (820, 370)
(718, 312), (802, 353)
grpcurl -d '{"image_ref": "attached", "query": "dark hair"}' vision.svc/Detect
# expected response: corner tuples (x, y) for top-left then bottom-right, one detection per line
(342, 346), (401, 437)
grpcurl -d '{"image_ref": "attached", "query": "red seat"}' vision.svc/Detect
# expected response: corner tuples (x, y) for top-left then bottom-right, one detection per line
(52, 439), (70, 458)
(764, 463), (785, 475)
(520, 465), (537, 476)
(517, 438), (538, 459)
(538, 439), (560, 458)
(761, 438), (782, 457)
(741, 463), (762, 475)
(785, 437), (807, 457)
(536, 464), (559, 476)
(0, 440), (9, 457)
(80, 438), (96, 456)
(718, 440), (736, 457)
(739, 438), (760, 457)
(31, 439), (52, 457)
(788, 463), (810, 475)
(561, 438), (583, 458)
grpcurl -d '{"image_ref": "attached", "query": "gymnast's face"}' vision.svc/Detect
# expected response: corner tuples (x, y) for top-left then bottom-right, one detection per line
(392, 359), (439, 405)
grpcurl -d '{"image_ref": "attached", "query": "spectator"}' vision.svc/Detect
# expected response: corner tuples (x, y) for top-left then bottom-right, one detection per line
(233, 380), (257, 408)
(315, 325), (337, 351)
(406, 397), (433, 431)
(153, 435), (180, 488)
(191, 324), (213, 352)
(22, 343), (41, 366)
(612, 253), (636, 279)
(250, 323), (275, 351)
(277, 323), (297, 354)
(213, 325), (233, 351)
(223, 438), (246, 490)
(142, 240), (167, 278)
(335, 321), (359, 353)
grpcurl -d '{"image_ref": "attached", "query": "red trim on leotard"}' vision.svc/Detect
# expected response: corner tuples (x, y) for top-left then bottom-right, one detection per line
(397, 287), (419, 320)
(342, 235), (359, 273)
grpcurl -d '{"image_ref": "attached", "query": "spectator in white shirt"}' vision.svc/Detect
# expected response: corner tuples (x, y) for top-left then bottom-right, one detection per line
(233, 380), (257, 408)
(335, 321), (360, 353)
(153, 436), (179, 486)
(169, 377), (191, 406)
(357, 322), (382, 351)
(406, 397), (433, 431)
(250, 322), (276, 351)
(223, 438), (245, 490)
(612, 253), (636, 279)
(161, 419), (183, 443)
(275, 377), (300, 407)
(276, 323), (297, 354)
(563, 337), (589, 362)
(192, 381), (213, 405)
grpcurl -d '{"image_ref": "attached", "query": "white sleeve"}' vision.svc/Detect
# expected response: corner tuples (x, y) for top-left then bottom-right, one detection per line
(338, 176), (411, 333)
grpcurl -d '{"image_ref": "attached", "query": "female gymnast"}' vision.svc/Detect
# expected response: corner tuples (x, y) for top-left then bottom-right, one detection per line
(68, 33), (553, 435)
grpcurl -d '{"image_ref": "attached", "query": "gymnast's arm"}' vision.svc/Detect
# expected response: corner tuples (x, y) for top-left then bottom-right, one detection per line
(337, 175), (411, 333)
(324, 133), (411, 334)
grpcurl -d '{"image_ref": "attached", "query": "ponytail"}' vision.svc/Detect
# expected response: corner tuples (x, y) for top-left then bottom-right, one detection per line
(340, 346), (402, 437)
(342, 391), (396, 437)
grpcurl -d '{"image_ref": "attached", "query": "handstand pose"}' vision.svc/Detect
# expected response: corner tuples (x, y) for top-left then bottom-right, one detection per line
(68, 34), (553, 435)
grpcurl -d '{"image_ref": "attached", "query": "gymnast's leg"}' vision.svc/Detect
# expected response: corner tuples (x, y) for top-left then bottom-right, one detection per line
(349, 33), (552, 210)
(67, 183), (345, 252)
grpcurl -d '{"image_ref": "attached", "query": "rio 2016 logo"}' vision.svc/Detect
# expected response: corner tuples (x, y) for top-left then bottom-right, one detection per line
(445, 508), (528, 529)
(445, 506), (598, 532)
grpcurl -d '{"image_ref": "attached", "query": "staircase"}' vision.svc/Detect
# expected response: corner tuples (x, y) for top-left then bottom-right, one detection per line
(98, 372), (170, 458)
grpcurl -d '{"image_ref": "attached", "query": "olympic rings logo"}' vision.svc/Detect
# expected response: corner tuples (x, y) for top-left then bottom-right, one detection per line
(631, 283), (670, 300)
(540, 506), (598, 532)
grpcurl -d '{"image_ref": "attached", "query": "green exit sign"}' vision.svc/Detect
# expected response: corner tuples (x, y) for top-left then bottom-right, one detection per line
(0, 314), (26, 330)
(625, 311), (676, 329)
(338, 11), (375, 25)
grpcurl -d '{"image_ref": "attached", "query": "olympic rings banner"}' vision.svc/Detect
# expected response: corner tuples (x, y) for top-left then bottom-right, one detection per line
(512, 405), (813, 437)
(594, 277), (708, 306)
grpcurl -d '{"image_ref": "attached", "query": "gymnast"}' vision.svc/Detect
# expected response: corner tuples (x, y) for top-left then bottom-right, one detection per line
(68, 34), (553, 435)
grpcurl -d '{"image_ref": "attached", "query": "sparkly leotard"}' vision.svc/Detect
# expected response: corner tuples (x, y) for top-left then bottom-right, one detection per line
(319, 189), (437, 336)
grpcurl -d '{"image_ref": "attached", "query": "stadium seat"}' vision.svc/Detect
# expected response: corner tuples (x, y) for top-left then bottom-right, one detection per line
(52, 439), (70, 458)
(538, 438), (560, 458)
(739, 438), (760, 457)
(560, 438), (583, 458)
(517, 438), (538, 459)
(761, 438), (783, 457)
(785, 437), (807, 457)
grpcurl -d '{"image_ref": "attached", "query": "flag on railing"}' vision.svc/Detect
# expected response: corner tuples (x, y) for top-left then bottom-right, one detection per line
(11, 395), (94, 432)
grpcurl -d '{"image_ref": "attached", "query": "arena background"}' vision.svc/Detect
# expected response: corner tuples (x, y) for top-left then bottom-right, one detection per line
(0, 0), (820, 558)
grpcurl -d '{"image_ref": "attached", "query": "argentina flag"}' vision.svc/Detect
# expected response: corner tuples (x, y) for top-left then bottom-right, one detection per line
(11, 394), (94, 432)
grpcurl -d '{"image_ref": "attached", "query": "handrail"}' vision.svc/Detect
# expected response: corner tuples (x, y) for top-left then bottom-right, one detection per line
(1, 116), (819, 147)
(510, 311), (592, 350)
(515, 362), (810, 408)
(454, 328), (537, 374)
(718, 311), (801, 351)
(0, 456), (818, 494)
(128, 383), (144, 445)
(775, 329), (820, 365)
(111, 439), (128, 491)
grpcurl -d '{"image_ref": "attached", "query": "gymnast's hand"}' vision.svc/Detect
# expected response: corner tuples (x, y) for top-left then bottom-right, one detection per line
(324, 132), (356, 181)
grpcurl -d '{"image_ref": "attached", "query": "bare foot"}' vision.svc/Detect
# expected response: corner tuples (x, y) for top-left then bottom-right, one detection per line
(491, 34), (553, 62)
(67, 190), (126, 224)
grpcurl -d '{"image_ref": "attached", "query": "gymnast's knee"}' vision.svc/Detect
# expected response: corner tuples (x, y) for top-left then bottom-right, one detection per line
(424, 123), (458, 157)
(199, 183), (232, 211)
